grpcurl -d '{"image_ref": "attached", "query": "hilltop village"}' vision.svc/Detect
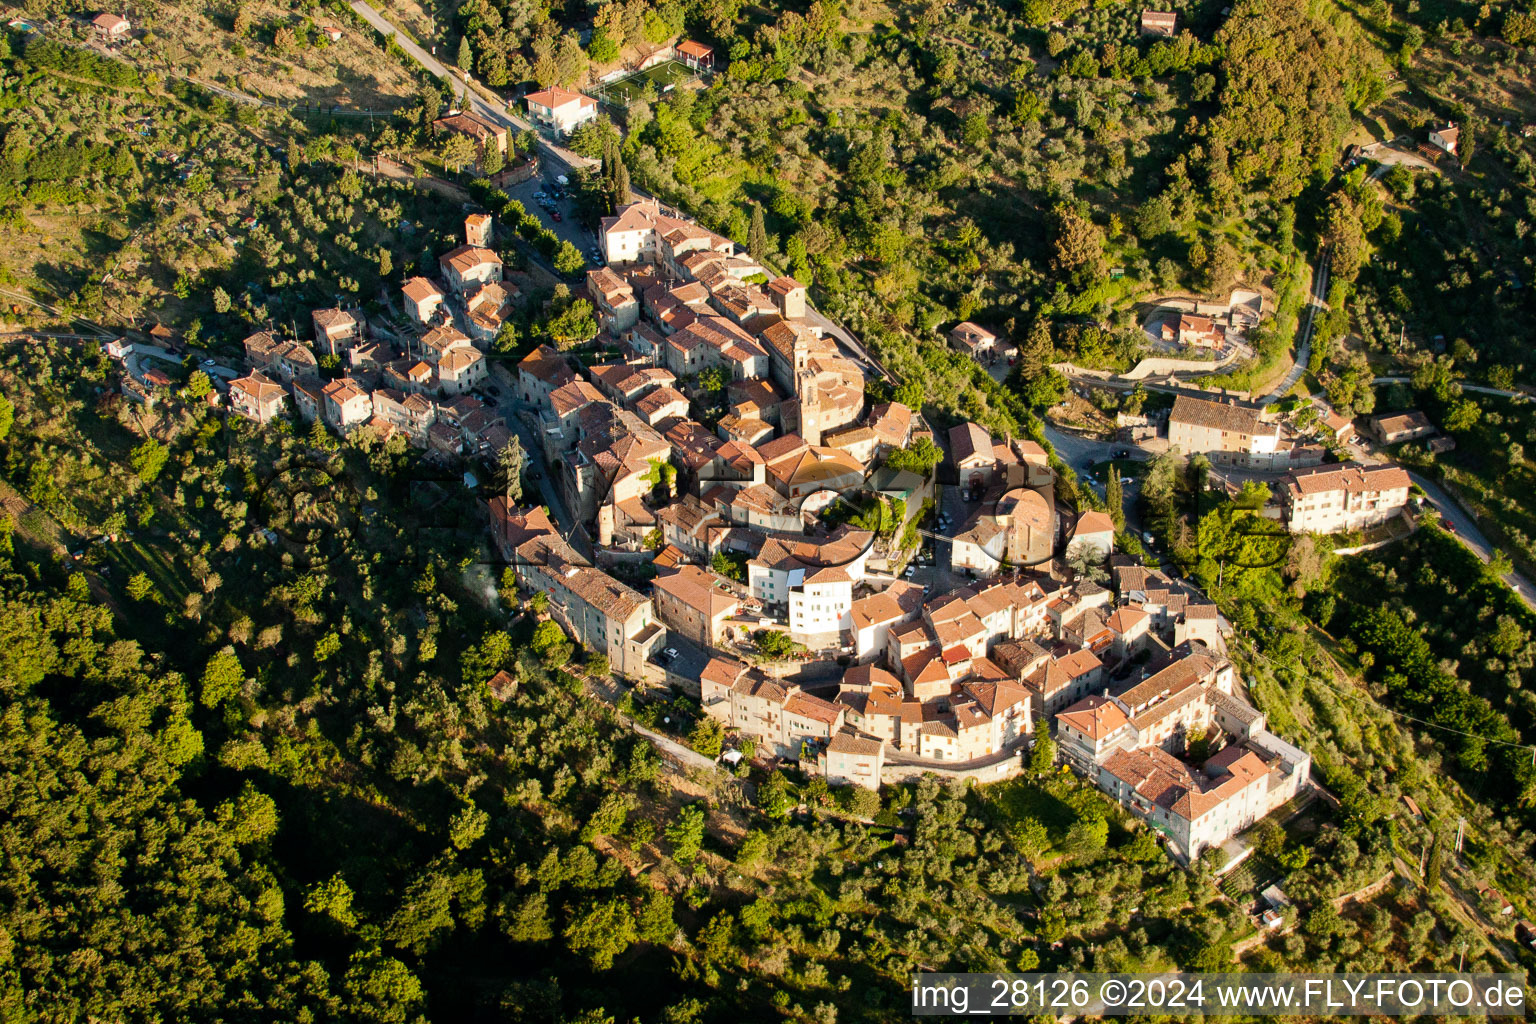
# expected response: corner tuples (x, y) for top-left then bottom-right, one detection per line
(102, 197), (1434, 865)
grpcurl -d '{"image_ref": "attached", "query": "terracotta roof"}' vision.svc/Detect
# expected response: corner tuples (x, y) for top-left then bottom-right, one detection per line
(950, 321), (995, 347)
(949, 422), (993, 464)
(321, 377), (368, 404)
(440, 245), (501, 276)
(312, 307), (356, 331)
(402, 277), (443, 303)
(518, 345), (576, 388)
(784, 691), (843, 725)
(1057, 693), (1129, 740)
(999, 488), (1052, 531)
(1074, 510), (1115, 536)
(229, 371), (286, 404)
(677, 39), (714, 59)
(560, 565), (647, 620)
(701, 655), (747, 689)
(1105, 606), (1149, 633)
(1286, 461), (1411, 496)
(826, 730), (883, 756)
(433, 111), (505, 141)
(653, 564), (740, 618)
(438, 347), (482, 374)
(636, 386), (689, 419)
(525, 86), (597, 110)
(549, 380), (606, 418)
(1170, 395), (1269, 436)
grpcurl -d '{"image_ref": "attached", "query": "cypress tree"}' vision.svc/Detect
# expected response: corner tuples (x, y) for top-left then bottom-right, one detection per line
(747, 203), (767, 260)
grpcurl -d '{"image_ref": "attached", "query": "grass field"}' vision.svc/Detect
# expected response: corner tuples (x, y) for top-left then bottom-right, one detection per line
(595, 60), (698, 107)
(102, 536), (195, 605)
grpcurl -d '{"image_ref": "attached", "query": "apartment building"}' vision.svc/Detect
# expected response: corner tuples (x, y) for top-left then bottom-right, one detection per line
(1167, 395), (1282, 467)
(487, 500), (658, 678)
(1052, 642), (1309, 861)
(228, 371), (287, 423)
(1283, 462), (1412, 534)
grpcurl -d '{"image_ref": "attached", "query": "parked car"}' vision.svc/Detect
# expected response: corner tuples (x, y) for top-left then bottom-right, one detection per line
(551, 210), (562, 222)
(1113, 449), (1130, 458)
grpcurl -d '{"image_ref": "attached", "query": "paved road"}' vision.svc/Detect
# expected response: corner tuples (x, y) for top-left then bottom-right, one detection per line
(1259, 253), (1328, 406)
(346, 0), (594, 179)
(1405, 471), (1536, 610)
(1373, 376), (1530, 401)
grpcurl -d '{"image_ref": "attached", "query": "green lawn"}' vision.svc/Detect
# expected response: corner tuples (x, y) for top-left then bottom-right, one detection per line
(102, 537), (194, 604)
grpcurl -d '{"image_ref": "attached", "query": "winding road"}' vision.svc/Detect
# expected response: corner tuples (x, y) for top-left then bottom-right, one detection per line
(1258, 253), (1329, 406)
(346, 0), (594, 179)
(1403, 470), (1536, 610)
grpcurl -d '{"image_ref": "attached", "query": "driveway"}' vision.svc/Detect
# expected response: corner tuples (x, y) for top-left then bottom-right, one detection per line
(1361, 142), (1444, 175)
(1259, 254), (1326, 405)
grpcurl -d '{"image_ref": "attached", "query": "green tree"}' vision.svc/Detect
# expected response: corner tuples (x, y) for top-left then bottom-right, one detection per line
(344, 952), (425, 1023)
(636, 887), (676, 944)
(1029, 729), (1056, 775)
(565, 897), (636, 969)
(498, 436), (525, 502)
(757, 772), (795, 819)
(580, 792), (634, 842)
(457, 34), (472, 71)
(753, 630), (799, 659)
(130, 439), (169, 482)
(553, 241), (587, 276)
(885, 436), (943, 474)
(200, 646), (244, 707)
(443, 133), (476, 174)
(1106, 465), (1125, 533)
(305, 874), (359, 928)
(212, 286), (231, 313)
(125, 571), (155, 602)
(185, 370), (212, 399)
(665, 803), (706, 862)
(1049, 206), (1107, 286)
(588, 27), (620, 63)
(688, 716), (725, 757)
(217, 782), (280, 845)
(747, 203), (767, 260)
(1018, 317), (1054, 382)
(480, 141), (504, 176)
(449, 802), (491, 850)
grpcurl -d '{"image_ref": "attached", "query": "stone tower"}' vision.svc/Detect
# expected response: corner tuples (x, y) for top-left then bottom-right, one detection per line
(798, 369), (824, 446)
(465, 212), (492, 248)
(769, 276), (806, 320)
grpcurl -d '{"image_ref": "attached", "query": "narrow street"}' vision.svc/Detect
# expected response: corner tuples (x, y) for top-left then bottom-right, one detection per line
(487, 363), (593, 563)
